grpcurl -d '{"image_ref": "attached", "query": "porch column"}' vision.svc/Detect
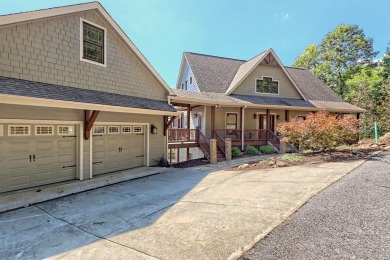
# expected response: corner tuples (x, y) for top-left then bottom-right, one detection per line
(266, 109), (270, 141)
(187, 105), (191, 160)
(285, 110), (290, 122)
(211, 106), (215, 138)
(202, 105), (207, 135)
(241, 106), (245, 150)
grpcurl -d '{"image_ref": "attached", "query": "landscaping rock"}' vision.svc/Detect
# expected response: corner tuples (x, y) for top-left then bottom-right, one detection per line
(268, 160), (276, 166)
(276, 161), (288, 167)
(351, 150), (358, 155)
(238, 164), (250, 169)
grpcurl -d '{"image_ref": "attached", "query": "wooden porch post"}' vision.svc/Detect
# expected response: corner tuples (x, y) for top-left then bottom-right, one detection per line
(241, 107), (245, 150)
(187, 105), (191, 160)
(266, 109), (270, 140)
(211, 106), (215, 138)
(285, 110), (290, 122)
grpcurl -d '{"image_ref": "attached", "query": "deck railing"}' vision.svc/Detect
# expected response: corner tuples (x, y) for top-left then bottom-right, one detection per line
(197, 130), (211, 160)
(167, 128), (198, 143)
(213, 130), (226, 157)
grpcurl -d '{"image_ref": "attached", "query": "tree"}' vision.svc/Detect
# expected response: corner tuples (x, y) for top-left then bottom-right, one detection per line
(379, 43), (390, 80)
(293, 24), (378, 98)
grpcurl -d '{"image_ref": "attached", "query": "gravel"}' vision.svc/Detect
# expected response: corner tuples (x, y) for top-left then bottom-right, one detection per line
(243, 150), (390, 260)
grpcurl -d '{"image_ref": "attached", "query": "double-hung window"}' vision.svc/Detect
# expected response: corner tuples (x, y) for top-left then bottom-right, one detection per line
(81, 19), (106, 66)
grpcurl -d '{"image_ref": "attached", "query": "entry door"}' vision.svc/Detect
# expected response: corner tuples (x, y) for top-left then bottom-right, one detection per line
(259, 114), (275, 139)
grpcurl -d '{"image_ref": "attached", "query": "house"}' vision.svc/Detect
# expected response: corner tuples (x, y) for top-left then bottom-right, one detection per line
(167, 49), (364, 162)
(0, 2), (178, 194)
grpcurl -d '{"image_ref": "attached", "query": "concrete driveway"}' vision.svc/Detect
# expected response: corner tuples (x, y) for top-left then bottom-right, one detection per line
(0, 160), (363, 260)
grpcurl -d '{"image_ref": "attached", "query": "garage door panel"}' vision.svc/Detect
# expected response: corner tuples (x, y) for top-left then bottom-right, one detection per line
(35, 140), (56, 152)
(7, 175), (31, 191)
(93, 151), (105, 159)
(34, 171), (54, 184)
(58, 154), (75, 164)
(57, 168), (76, 181)
(57, 139), (76, 150)
(6, 157), (31, 171)
(8, 141), (31, 153)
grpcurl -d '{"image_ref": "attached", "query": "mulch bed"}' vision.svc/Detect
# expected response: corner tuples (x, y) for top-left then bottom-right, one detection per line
(172, 158), (209, 168)
(231, 141), (389, 171)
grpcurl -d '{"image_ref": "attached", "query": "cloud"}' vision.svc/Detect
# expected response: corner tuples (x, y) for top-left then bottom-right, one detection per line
(275, 13), (290, 21)
(283, 13), (289, 20)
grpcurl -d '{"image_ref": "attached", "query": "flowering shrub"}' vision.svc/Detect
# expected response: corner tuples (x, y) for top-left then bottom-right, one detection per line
(277, 111), (359, 151)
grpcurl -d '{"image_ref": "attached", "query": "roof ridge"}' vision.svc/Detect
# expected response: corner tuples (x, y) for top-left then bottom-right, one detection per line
(285, 66), (308, 71)
(184, 52), (246, 62)
(0, 1), (99, 17)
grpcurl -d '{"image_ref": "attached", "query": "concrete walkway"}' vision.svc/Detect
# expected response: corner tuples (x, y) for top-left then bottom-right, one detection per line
(0, 159), (363, 260)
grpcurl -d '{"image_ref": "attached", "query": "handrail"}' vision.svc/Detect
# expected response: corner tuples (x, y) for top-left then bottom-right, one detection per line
(266, 130), (280, 151)
(197, 129), (211, 160)
(213, 130), (226, 157)
(167, 128), (197, 143)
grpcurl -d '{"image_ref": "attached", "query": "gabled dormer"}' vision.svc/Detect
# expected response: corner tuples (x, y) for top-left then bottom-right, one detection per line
(176, 53), (200, 92)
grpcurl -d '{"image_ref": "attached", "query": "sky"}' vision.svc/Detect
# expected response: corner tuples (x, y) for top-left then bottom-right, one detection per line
(0, 0), (389, 87)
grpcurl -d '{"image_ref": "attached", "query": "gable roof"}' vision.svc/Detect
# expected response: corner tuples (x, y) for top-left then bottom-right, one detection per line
(0, 76), (176, 114)
(0, 1), (174, 96)
(183, 52), (244, 93)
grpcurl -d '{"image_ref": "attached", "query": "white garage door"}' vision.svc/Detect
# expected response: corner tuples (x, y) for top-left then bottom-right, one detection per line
(0, 124), (77, 193)
(92, 125), (145, 176)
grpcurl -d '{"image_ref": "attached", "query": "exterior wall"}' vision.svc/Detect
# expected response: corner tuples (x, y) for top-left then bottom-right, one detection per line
(232, 65), (302, 99)
(214, 107), (241, 130)
(0, 10), (167, 101)
(178, 61), (199, 92)
(96, 112), (166, 166)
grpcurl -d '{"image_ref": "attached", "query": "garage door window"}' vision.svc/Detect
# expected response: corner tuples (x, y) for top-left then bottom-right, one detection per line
(93, 126), (106, 135)
(58, 126), (75, 135)
(108, 126), (120, 134)
(8, 125), (31, 136)
(35, 125), (54, 136)
(133, 126), (143, 134)
(121, 126), (132, 134)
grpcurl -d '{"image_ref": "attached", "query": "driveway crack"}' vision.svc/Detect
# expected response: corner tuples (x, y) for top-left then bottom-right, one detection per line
(34, 204), (160, 260)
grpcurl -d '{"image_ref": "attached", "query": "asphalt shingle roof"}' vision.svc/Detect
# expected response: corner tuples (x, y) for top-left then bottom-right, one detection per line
(0, 76), (176, 112)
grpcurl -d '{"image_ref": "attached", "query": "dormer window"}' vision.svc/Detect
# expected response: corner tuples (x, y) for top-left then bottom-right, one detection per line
(256, 77), (278, 94)
(80, 19), (106, 66)
(190, 77), (193, 84)
(185, 80), (188, 90)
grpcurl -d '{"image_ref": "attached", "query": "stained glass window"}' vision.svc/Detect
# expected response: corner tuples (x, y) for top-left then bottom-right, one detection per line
(83, 22), (105, 64)
(256, 77), (279, 94)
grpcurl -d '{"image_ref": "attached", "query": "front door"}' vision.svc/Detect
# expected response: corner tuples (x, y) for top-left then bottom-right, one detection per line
(259, 114), (275, 139)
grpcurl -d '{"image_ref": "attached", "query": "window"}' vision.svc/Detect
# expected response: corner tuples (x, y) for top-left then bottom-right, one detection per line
(81, 19), (106, 65)
(133, 126), (143, 133)
(190, 77), (193, 84)
(35, 125), (54, 135)
(226, 113), (238, 129)
(297, 116), (306, 121)
(185, 80), (188, 90)
(8, 125), (30, 136)
(93, 126), (106, 135)
(181, 83), (184, 90)
(108, 126), (120, 134)
(121, 126), (132, 133)
(256, 77), (279, 94)
(58, 126), (74, 135)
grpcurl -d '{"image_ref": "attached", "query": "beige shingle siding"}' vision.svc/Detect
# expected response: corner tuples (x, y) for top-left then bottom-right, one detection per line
(232, 65), (303, 99)
(0, 10), (167, 101)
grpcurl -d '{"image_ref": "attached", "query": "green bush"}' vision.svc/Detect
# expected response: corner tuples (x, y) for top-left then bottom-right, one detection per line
(282, 153), (302, 162)
(232, 147), (241, 157)
(245, 145), (259, 156)
(259, 145), (275, 154)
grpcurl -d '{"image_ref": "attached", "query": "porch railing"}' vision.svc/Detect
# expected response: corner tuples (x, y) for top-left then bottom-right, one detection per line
(168, 128), (198, 143)
(198, 130), (211, 160)
(213, 130), (226, 157)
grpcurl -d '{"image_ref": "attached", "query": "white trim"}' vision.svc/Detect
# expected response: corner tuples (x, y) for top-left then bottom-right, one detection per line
(80, 18), (107, 67)
(79, 123), (84, 181)
(255, 77), (279, 95)
(58, 125), (75, 136)
(35, 125), (55, 136)
(108, 126), (120, 134)
(0, 2), (174, 95)
(0, 119), (83, 124)
(89, 133), (93, 179)
(202, 106), (207, 135)
(241, 107), (246, 150)
(0, 124), (3, 136)
(146, 123), (150, 167)
(8, 125), (31, 136)
(133, 126), (144, 134)
(0, 94), (179, 116)
(121, 126), (132, 134)
(93, 126), (106, 135)
(225, 112), (239, 129)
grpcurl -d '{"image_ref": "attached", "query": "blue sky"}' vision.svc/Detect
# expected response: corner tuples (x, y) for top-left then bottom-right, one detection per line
(1, 0), (389, 87)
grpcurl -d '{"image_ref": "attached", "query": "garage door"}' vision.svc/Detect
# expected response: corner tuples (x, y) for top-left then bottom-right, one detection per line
(0, 124), (77, 193)
(92, 125), (145, 176)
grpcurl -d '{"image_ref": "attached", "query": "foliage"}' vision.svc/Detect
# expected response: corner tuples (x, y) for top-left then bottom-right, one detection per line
(231, 147), (241, 158)
(245, 145), (259, 156)
(380, 43), (390, 80)
(282, 153), (302, 162)
(293, 24), (378, 98)
(277, 111), (360, 151)
(154, 155), (170, 167)
(259, 145), (276, 154)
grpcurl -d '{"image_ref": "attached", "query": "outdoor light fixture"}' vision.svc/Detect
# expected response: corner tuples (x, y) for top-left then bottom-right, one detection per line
(151, 124), (157, 135)
(253, 113), (257, 119)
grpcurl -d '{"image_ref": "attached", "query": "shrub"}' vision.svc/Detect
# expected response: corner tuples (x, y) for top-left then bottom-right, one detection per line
(232, 147), (241, 157)
(245, 145), (259, 156)
(259, 145), (276, 154)
(282, 153), (302, 162)
(154, 155), (170, 167)
(277, 111), (359, 152)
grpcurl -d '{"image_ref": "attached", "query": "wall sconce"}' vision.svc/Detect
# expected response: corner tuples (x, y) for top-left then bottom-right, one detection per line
(253, 113), (257, 119)
(151, 124), (157, 135)
(276, 115), (280, 120)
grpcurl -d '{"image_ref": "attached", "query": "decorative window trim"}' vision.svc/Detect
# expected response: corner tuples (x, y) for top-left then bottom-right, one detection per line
(133, 126), (143, 134)
(93, 126), (106, 135)
(121, 126), (132, 134)
(58, 125), (75, 135)
(80, 18), (107, 67)
(8, 125), (31, 136)
(255, 77), (279, 95)
(35, 125), (55, 136)
(0, 125), (3, 136)
(108, 126), (120, 134)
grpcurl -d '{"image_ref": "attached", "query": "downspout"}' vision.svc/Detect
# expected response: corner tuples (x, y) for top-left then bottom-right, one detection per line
(241, 106), (246, 150)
